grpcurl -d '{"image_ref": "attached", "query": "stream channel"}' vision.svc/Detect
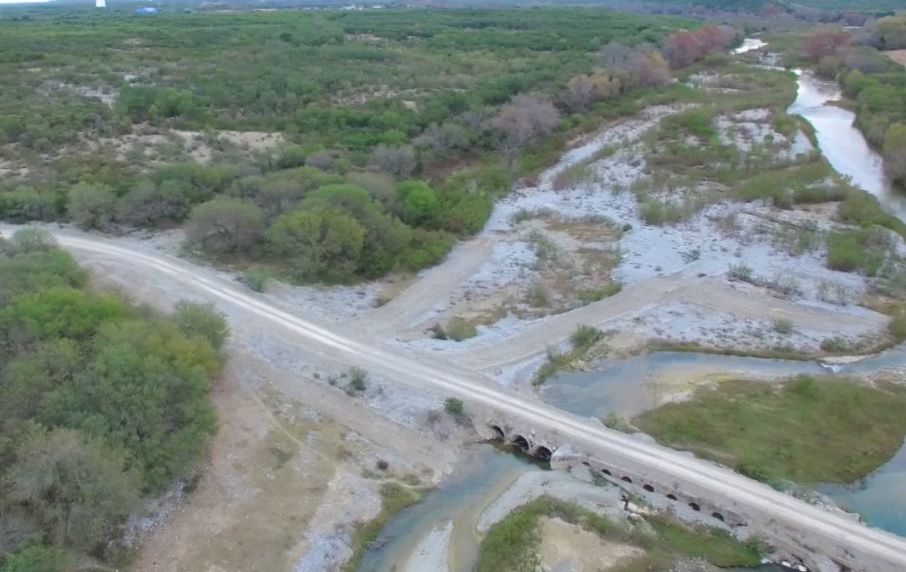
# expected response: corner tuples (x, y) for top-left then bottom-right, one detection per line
(357, 41), (906, 571)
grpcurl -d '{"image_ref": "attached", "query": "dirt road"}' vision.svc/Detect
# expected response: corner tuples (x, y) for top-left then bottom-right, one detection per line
(20, 228), (906, 571)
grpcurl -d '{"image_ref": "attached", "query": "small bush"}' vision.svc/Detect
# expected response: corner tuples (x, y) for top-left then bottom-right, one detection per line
(820, 337), (850, 353)
(578, 282), (622, 303)
(241, 269), (271, 292)
(571, 324), (603, 349)
(826, 229), (887, 276)
(890, 306), (906, 343)
(444, 397), (465, 416)
(348, 367), (367, 394)
(446, 317), (477, 342)
(772, 318), (794, 335)
(728, 262), (753, 282)
(526, 283), (550, 307)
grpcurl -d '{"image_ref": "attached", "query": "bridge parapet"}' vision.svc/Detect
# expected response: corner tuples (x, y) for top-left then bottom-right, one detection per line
(479, 415), (866, 572)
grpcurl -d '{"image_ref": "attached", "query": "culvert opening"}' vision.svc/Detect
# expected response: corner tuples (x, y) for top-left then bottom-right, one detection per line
(533, 446), (553, 461)
(512, 435), (530, 452)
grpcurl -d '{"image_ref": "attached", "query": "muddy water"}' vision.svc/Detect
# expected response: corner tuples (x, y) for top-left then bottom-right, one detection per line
(788, 70), (906, 220)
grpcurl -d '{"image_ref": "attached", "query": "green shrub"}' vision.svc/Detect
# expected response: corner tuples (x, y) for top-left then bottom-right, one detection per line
(241, 269), (271, 292)
(446, 317), (477, 342)
(348, 367), (367, 393)
(890, 306), (906, 343)
(772, 318), (794, 335)
(825, 229), (887, 276)
(571, 324), (603, 349)
(444, 397), (465, 416)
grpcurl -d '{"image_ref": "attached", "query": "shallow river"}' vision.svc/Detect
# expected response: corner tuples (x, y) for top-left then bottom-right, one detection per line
(359, 45), (906, 570)
(789, 70), (906, 219)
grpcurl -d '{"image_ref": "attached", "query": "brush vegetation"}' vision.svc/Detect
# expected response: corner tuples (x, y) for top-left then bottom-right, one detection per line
(476, 496), (762, 572)
(636, 376), (906, 485)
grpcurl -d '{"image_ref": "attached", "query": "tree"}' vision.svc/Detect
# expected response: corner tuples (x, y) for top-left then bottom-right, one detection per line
(1, 544), (72, 572)
(564, 72), (623, 112)
(43, 319), (219, 489)
(4, 429), (141, 551)
(173, 301), (228, 350)
(117, 179), (190, 227)
(4, 229), (56, 256)
(67, 183), (116, 231)
(804, 31), (850, 63)
(1, 287), (125, 349)
(490, 94), (560, 168)
(185, 197), (266, 256)
(369, 145), (417, 179)
(628, 50), (672, 87)
(397, 181), (441, 228)
(663, 26), (738, 69)
(883, 123), (906, 185)
(267, 207), (365, 282)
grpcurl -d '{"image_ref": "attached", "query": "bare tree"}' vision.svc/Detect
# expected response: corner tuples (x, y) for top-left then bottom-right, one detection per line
(369, 144), (417, 178)
(490, 94), (560, 168)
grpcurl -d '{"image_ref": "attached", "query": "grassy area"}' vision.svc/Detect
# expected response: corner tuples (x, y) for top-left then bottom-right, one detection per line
(533, 325), (604, 386)
(342, 483), (424, 572)
(635, 376), (906, 485)
(476, 496), (762, 572)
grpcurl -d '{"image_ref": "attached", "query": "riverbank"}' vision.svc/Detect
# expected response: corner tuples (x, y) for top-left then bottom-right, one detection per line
(477, 497), (763, 572)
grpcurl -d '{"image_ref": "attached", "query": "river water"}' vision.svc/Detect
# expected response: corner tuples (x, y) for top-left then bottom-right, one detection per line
(358, 44), (906, 570)
(788, 70), (906, 220)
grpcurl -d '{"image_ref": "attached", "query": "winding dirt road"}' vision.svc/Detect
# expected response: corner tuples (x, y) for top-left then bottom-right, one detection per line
(17, 228), (906, 571)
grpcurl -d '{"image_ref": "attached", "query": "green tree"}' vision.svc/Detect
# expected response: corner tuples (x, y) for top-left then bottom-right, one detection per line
(267, 207), (365, 282)
(397, 181), (441, 228)
(4, 229), (56, 256)
(43, 319), (219, 489)
(883, 122), (906, 185)
(1, 287), (125, 348)
(173, 301), (229, 350)
(1, 544), (72, 572)
(5, 429), (141, 551)
(67, 183), (117, 231)
(185, 197), (266, 256)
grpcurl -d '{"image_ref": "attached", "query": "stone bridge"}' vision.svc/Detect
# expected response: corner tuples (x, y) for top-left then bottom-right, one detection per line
(479, 414), (880, 572)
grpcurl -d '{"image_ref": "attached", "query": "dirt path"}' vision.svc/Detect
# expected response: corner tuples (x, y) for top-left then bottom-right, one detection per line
(455, 275), (888, 371)
(361, 236), (496, 335)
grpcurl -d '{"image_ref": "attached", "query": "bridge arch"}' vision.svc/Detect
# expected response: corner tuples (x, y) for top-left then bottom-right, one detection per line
(642, 484), (655, 493)
(711, 512), (725, 522)
(689, 502), (701, 512)
(533, 445), (553, 461)
(511, 434), (531, 452)
(666, 493), (678, 501)
(621, 476), (633, 483)
(601, 468), (612, 476)
(489, 424), (505, 441)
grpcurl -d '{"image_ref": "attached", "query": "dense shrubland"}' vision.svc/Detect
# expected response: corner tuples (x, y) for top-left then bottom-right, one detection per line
(0, 7), (744, 283)
(0, 229), (225, 571)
